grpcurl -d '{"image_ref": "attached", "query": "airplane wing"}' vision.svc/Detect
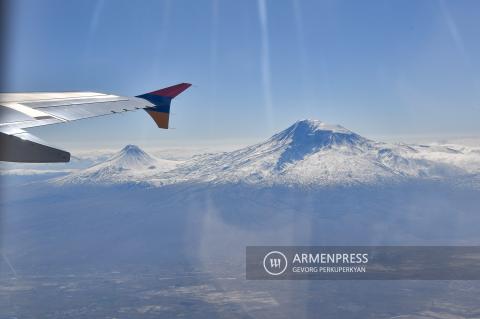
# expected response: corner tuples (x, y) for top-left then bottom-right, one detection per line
(0, 83), (191, 163)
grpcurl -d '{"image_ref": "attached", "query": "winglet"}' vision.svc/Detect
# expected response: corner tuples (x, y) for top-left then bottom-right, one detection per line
(136, 83), (191, 129)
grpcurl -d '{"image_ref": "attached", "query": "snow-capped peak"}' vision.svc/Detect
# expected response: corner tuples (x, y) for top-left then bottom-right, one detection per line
(269, 119), (368, 152)
(293, 119), (352, 134)
(121, 144), (147, 156)
(55, 145), (179, 185)
(105, 144), (157, 170)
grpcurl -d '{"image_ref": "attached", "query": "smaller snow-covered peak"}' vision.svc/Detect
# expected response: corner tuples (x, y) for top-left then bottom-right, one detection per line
(106, 144), (156, 170)
(120, 144), (144, 155)
(54, 145), (180, 185)
(115, 145), (152, 163)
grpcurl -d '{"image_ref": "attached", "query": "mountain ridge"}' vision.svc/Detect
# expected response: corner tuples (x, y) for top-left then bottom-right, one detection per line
(53, 119), (479, 187)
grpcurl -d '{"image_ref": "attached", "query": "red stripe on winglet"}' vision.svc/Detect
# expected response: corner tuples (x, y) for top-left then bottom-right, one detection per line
(149, 83), (192, 98)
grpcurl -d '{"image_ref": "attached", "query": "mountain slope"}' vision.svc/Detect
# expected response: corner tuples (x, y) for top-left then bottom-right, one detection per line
(154, 120), (469, 186)
(55, 120), (478, 187)
(56, 145), (179, 185)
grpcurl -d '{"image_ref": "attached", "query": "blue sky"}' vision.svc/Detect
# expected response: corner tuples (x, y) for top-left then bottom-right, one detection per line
(3, 0), (480, 149)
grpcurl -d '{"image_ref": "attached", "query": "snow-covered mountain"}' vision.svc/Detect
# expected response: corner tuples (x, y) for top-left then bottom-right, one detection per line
(54, 120), (479, 187)
(56, 145), (179, 185)
(153, 119), (470, 186)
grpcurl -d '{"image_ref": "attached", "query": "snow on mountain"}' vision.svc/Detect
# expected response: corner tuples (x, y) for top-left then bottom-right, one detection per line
(56, 145), (179, 185)
(152, 119), (475, 186)
(55, 120), (480, 187)
(405, 143), (480, 174)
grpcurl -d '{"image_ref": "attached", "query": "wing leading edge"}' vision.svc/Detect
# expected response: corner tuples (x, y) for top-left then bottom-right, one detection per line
(0, 83), (191, 163)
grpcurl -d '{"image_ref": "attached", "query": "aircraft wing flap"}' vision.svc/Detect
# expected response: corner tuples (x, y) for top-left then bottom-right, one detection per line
(0, 130), (70, 163)
(27, 94), (127, 109)
(0, 118), (64, 133)
(0, 97), (151, 129)
(0, 104), (34, 123)
(37, 98), (149, 122)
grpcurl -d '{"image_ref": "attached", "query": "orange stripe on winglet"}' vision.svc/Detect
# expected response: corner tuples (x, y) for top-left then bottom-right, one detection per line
(146, 111), (169, 129)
